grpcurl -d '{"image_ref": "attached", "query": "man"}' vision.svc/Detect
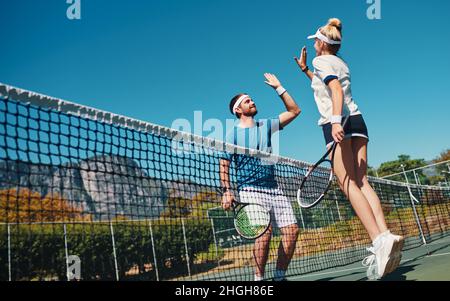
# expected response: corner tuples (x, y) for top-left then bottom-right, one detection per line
(219, 73), (301, 281)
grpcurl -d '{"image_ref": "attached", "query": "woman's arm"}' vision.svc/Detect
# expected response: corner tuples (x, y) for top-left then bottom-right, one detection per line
(295, 47), (314, 81)
(328, 79), (345, 143)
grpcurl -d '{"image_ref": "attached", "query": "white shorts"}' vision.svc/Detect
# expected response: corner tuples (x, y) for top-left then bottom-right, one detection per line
(238, 187), (297, 229)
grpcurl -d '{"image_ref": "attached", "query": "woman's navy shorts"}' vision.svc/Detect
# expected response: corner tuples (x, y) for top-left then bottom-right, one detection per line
(322, 114), (369, 147)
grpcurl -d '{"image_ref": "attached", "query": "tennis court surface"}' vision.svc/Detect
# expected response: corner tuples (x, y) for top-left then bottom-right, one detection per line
(289, 235), (450, 281)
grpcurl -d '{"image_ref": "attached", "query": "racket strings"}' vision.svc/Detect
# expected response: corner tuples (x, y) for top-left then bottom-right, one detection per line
(235, 204), (270, 238)
(299, 163), (332, 206)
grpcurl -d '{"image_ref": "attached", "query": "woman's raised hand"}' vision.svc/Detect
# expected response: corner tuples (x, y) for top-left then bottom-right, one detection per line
(294, 46), (308, 71)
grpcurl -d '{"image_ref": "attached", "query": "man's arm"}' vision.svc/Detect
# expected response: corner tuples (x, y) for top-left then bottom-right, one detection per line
(220, 159), (232, 191)
(264, 73), (301, 128)
(278, 91), (301, 128)
(219, 159), (235, 210)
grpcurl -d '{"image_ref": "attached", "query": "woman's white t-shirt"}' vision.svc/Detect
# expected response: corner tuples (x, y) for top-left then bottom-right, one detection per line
(311, 55), (361, 125)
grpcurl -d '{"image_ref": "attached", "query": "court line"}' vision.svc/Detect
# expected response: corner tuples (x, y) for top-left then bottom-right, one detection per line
(291, 249), (450, 280)
(291, 266), (366, 279)
(425, 251), (450, 258)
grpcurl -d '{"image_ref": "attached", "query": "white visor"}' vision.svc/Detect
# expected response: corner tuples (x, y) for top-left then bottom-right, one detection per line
(233, 94), (250, 113)
(307, 28), (341, 45)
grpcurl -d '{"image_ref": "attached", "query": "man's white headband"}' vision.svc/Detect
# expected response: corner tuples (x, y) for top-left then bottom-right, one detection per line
(233, 94), (250, 113)
(307, 28), (341, 45)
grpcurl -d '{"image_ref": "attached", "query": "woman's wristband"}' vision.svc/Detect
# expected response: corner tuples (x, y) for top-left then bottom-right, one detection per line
(330, 115), (343, 124)
(301, 66), (309, 73)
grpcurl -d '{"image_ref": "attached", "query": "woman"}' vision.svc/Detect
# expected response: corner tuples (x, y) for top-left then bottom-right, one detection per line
(294, 18), (403, 279)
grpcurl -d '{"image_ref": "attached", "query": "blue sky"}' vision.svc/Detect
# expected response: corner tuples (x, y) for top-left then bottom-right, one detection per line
(1, 0), (449, 168)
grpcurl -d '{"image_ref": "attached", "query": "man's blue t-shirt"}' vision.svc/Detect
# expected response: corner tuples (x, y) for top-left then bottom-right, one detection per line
(220, 117), (282, 189)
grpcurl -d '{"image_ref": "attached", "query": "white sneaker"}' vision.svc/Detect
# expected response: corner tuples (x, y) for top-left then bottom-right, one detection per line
(374, 234), (396, 278)
(362, 249), (379, 280)
(384, 230), (404, 247)
(383, 231), (404, 274)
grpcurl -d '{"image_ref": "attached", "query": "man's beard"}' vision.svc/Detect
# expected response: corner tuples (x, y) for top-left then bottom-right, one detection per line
(243, 109), (258, 117)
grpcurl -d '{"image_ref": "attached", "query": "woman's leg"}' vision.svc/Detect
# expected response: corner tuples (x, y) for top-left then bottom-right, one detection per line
(352, 138), (404, 275)
(332, 139), (381, 241)
(351, 137), (389, 233)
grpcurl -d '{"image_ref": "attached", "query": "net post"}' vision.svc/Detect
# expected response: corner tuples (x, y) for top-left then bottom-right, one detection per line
(378, 181), (386, 206)
(332, 189), (345, 245)
(210, 218), (220, 267)
(332, 189), (343, 222)
(7, 223), (11, 282)
(63, 223), (70, 281)
(413, 170), (420, 186)
(335, 200), (343, 222)
(181, 219), (192, 278)
(445, 162), (450, 185)
(298, 206), (306, 229)
(148, 220), (160, 281)
(325, 203), (333, 226)
(109, 221), (120, 281)
(444, 165), (450, 186)
(401, 165), (427, 245)
(412, 169), (426, 201)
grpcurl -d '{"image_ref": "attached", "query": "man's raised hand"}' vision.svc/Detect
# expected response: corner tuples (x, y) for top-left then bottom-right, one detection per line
(264, 73), (282, 89)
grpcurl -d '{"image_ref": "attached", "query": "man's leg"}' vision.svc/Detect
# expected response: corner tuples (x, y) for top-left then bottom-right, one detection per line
(275, 223), (299, 280)
(253, 224), (273, 280)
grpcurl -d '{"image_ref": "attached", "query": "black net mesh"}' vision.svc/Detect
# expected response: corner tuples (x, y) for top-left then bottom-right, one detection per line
(0, 84), (449, 281)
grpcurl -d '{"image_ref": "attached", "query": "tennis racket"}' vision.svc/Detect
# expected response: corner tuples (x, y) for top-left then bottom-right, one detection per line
(231, 200), (271, 240)
(296, 116), (350, 209)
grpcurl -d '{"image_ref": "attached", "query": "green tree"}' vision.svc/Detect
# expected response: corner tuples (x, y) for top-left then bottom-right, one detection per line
(0, 188), (91, 223)
(367, 165), (378, 177)
(432, 149), (450, 186)
(378, 155), (427, 183)
(434, 149), (450, 163)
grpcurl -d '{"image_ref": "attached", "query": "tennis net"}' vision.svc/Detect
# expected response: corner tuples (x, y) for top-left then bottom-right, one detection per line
(0, 83), (449, 281)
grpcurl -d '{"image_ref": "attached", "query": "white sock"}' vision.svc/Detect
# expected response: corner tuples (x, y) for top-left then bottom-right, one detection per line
(273, 269), (286, 281)
(254, 274), (264, 281)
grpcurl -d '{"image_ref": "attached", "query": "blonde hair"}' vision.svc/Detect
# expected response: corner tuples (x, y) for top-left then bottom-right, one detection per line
(319, 18), (342, 54)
